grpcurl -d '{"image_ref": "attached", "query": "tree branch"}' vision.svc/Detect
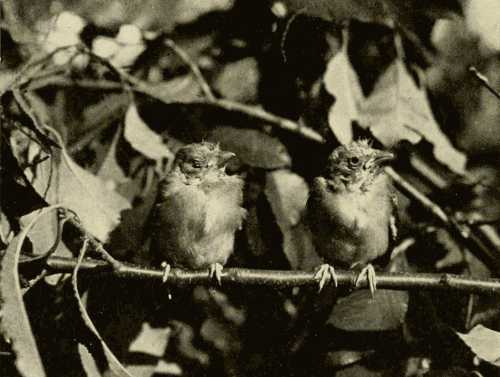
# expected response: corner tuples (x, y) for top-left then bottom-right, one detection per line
(164, 39), (215, 101)
(469, 66), (500, 101)
(10, 48), (500, 275)
(38, 256), (500, 294)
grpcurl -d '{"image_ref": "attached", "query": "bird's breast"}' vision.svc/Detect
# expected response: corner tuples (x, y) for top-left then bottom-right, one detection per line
(152, 173), (245, 269)
(308, 175), (393, 267)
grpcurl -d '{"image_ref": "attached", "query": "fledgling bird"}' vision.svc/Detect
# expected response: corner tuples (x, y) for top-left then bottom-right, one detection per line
(150, 142), (246, 286)
(306, 140), (397, 295)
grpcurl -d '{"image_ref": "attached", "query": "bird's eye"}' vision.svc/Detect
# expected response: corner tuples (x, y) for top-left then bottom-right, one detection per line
(349, 157), (361, 166)
(191, 159), (204, 168)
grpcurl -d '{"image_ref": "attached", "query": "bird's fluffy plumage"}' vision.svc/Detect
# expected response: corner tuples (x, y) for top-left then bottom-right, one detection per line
(307, 140), (396, 269)
(151, 142), (246, 270)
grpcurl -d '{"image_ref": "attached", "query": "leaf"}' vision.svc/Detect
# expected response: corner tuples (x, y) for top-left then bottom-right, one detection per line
(282, 0), (462, 24)
(128, 322), (172, 357)
(24, 145), (130, 242)
(208, 127), (292, 169)
(72, 243), (134, 377)
(20, 209), (72, 259)
(11, 89), (59, 151)
(80, 93), (130, 138)
(264, 169), (321, 269)
(78, 344), (104, 377)
(169, 321), (209, 366)
(97, 125), (129, 188)
(0, 138), (47, 220)
(12, 92), (130, 239)
(126, 361), (183, 377)
(324, 46), (360, 145)
(466, 0), (500, 52)
(124, 104), (174, 162)
(0, 211), (67, 377)
(265, 170), (308, 228)
(200, 318), (238, 353)
(325, 50), (467, 174)
(149, 75), (203, 103)
(281, 0), (392, 24)
(328, 289), (409, 331)
(175, 0), (235, 24)
(213, 58), (259, 102)
(457, 325), (500, 366)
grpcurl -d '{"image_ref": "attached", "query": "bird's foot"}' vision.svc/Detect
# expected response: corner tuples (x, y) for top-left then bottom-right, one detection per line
(355, 264), (377, 297)
(209, 263), (224, 287)
(161, 262), (171, 283)
(314, 264), (338, 292)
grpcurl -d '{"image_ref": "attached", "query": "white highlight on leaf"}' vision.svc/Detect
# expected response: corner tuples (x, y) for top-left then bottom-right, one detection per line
(457, 325), (500, 366)
(175, 0), (235, 24)
(25, 135), (131, 242)
(324, 46), (359, 145)
(129, 322), (172, 357)
(265, 169), (321, 270)
(124, 104), (174, 161)
(466, 0), (500, 52)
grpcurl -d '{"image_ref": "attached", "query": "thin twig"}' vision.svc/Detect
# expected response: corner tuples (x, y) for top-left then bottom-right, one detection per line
(38, 255), (500, 295)
(67, 218), (124, 271)
(78, 45), (134, 102)
(26, 76), (125, 91)
(469, 66), (500, 101)
(192, 98), (326, 143)
(164, 39), (216, 100)
(385, 167), (449, 223)
(23, 74), (325, 144)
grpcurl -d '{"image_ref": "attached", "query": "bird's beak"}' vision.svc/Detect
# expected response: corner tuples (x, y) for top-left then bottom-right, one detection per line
(372, 150), (395, 165)
(217, 151), (236, 167)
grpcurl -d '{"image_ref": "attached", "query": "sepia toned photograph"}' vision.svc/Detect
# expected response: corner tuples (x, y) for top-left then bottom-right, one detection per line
(1, 0), (500, 376)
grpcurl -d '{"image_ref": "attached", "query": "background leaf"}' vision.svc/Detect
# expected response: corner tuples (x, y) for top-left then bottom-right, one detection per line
(25, 146), (131, 241)
(457, 325), (500, 366)
(124, 104), (174, 163)
(0, 234), (47, 377)
(208, 126), (292, 169)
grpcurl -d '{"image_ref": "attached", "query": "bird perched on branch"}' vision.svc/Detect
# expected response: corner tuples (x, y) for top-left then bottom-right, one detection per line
(150, 142), (246, 285)
(307, 140), (397, 295)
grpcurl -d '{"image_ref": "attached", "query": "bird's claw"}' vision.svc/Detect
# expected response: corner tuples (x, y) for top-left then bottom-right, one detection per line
(314, 264), (338, 292)
(209, 263), (224, 287)
(161, 262), (171, 283)
(355, 264), (377, 297)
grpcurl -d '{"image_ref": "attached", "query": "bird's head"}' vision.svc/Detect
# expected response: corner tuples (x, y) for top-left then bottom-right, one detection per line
(174, 142), (235, 179)
(325, 140), (394, 191)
